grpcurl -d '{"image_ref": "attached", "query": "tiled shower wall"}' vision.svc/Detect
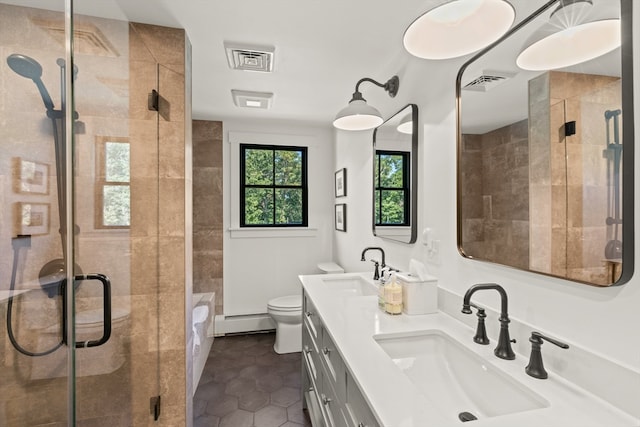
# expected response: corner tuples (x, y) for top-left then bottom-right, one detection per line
(129, 22), (192, 425)
(462, 71), (621, 285)
(193, 120), (223, 315)
(460, 119), (530, 270)
(530, 71), (620, 285)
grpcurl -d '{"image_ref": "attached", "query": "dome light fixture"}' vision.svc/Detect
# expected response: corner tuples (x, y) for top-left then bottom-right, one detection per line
(403, 0), (515, 60)
(333, 76), (400, 131)
(516, 0), (620, 71)
(396, 113), (413, 134)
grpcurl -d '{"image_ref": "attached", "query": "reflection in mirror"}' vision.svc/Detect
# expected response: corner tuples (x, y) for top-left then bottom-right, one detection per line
(456, 0), (633, 286)
(373, 104), (418, 244)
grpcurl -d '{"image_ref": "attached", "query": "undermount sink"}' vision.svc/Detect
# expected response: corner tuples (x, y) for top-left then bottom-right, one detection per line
(321, 275), (378, 297)
(374, 330), (548, 421)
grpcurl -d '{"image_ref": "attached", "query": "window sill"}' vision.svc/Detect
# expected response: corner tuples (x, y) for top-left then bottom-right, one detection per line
(229, 227), (318, 239)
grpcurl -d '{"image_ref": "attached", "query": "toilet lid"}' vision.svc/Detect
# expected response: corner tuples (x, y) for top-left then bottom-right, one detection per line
(268, 295), (302, 311)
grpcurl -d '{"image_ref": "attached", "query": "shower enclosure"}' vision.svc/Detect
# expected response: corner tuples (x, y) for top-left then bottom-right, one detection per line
(1, 1), (192, 425)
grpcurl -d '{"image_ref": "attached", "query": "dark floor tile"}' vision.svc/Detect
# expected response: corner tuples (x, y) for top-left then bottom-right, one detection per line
(206, 394), (238, 418)
(238, 389), (269, 412)
(225, 377), (256, 397)
(256, 373), (284, 393)
(194, 332), (311, 427)
(254, 404), (287, 427)
(286, 400), (309, 425)
(194, 381), (226, 401)
(219, 409), (253, 427)
(271, 386), (300, 407)
(193, 414), (220, 427)
(193, 398), (208, 418)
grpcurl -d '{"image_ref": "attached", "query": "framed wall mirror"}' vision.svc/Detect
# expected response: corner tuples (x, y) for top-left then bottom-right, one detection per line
(373, 104), (418, 244)
(456, 0), (633, 286)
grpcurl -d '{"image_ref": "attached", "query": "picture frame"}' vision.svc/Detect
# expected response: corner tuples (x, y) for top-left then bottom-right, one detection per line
(335, 168), (347, 197)
(14, 158), (49, 195)
(335, 203), (347, 232)
(15, 202), (50, 236)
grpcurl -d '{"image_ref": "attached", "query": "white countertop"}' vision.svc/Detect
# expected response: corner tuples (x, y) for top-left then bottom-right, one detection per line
(300, 272), (639, 427)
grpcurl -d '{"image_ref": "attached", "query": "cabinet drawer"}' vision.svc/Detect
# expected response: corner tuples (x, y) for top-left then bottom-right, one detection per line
(303, 323), (322, 386)
(322, 373), (350, 427)
(345, 371), (380, 427)
(303, 292), (322, 342)
(321, 328), (347, 403)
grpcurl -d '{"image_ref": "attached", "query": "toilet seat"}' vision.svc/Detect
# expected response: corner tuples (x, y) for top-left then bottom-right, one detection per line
(267, 295), (302, 312)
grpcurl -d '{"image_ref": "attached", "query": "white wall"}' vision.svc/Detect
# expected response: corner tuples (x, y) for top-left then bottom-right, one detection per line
(333, 6), (640, 370)
(223, 118), (334, 316)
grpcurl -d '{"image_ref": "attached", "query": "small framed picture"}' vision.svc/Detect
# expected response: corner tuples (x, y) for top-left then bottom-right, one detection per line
(15, 202), (50, 236)
(335, 203), (346, 232)
(335, 168), (347, 197)
(14, 158), (49, 194)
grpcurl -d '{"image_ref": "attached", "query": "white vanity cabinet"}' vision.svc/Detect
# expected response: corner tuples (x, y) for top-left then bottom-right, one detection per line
(302, 291), (380, 427)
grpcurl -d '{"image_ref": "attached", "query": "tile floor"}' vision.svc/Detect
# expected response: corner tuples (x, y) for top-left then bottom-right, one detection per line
(193, 332), (312, 427)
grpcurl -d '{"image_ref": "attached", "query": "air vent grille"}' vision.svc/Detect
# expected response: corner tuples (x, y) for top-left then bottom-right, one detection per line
(224, 42), (274, 72)
(463, 70), (515, 92)
(231, 90), (273, 109)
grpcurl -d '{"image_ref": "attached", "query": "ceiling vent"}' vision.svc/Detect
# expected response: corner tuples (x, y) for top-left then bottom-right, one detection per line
(463, 70), (515, 92)
(231, 90), (273, 109)
(224, 42), (275, 72)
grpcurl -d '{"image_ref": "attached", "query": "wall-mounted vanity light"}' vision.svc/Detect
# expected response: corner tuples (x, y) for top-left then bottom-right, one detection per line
(403, 0), (515, 60)
(396, 113), (413, 134)
(516, 0), (621, 71)
(333, 76), (400, 131)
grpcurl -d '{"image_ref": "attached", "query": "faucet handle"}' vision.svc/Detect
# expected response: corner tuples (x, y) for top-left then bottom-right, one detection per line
(469, 303), (490, 345)
(530, 331), (569, 349)
(525, 331), (569, 379)
(371, 260), (380, 281)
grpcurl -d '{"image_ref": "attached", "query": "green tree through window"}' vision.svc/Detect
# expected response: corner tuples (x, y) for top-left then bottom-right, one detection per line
(96, 137), (130, 228)
(375, 150), (409, 226)
(241, 144), (308, 227)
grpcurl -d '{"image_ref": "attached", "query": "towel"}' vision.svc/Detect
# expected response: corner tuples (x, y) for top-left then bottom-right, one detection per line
(192, 305), (209, 352)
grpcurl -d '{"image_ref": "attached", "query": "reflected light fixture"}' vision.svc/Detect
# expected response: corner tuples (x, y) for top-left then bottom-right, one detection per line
(516, 0), (620, 71)
(403, 0), (515, 60)
(333, 76), (399, 131)
(396, 113), (413, 134)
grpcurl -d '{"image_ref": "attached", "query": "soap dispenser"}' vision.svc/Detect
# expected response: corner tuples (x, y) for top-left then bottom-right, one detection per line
(377, 269), (390, 311)
(384, 272), (403, 315)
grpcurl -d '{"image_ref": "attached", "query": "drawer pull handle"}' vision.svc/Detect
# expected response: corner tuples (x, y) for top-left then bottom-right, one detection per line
(322, 347), (331, 355)
(322, 396), (332, 405)
(304, 345), (311, 354)
(305, 311), (313, 317)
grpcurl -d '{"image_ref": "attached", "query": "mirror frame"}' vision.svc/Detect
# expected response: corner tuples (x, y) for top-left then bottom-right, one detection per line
(455, 0), (634, 286)
(372, 103), (419, 244)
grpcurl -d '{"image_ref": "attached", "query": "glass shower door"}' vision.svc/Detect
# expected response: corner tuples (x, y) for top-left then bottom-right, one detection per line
(72, 1), (162, 424)
(1, 1), (164, 425)
(0, 1), (72, 425)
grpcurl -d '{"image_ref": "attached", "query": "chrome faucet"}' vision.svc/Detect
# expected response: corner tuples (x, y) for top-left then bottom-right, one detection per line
(462, 283), (515, 360)
(360, 247), (386, 280)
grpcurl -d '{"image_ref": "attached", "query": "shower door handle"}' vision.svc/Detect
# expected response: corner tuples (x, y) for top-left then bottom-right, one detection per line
(73, 273), (112, 348)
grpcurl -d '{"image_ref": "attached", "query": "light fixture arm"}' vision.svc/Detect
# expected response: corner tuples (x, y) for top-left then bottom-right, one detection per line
(352, 75), (399, 100)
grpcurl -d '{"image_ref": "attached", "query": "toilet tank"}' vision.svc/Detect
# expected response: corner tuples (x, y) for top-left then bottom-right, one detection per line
(317, 262), (344, 274)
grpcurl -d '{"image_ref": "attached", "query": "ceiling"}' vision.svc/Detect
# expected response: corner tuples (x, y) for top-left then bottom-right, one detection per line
(87, 0), (441, 125)
(10, 0), (532, 126)
(7, 0), (620, 128)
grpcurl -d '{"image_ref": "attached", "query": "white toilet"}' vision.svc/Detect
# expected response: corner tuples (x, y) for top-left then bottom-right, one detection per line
(267, 295), (303, 354)
(267, 262), (344, 354)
